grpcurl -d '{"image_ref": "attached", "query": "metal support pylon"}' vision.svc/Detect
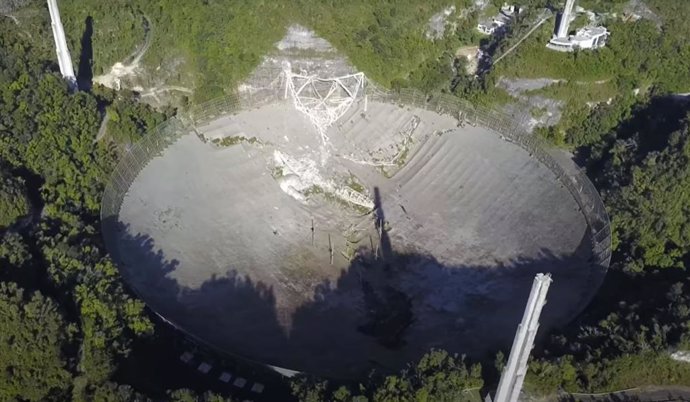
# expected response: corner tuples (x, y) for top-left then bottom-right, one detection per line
(493, 273), (552, 402)
(556, 0), (576, 38)
(47, 0), (77, 91)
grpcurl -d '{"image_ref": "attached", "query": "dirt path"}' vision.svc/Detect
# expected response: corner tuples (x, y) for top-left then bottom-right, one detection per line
(1, 14), (19, 24)
(95, 111), (110, 142)
(140, 85), (194, 98)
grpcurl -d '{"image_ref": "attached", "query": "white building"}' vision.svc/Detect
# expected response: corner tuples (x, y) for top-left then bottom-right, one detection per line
(547, 26), (609, 51)
(477, 4), (520, 35)
(477, 17), (508, 35)
(547, 0), (609, 52)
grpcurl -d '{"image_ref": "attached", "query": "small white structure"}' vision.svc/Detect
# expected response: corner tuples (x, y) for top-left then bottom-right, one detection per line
(547, 0), (609, 52)
(218, 372), (233, 383)
(250, 383), (265, 394)
(233, 377), (247, 388)
(501, 4), (518, 15)
(671, 350), (690, 363)
(477, 3), (519, 35)
(477, 18), (507, 35)
(179, 351), (194, 364)
(548, 26), (609, 52)
(197, 362), (212, 374)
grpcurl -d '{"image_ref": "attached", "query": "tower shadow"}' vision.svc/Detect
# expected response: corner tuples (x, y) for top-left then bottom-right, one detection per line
(77, 16), (93, 91)
(373, 187), (392, 263)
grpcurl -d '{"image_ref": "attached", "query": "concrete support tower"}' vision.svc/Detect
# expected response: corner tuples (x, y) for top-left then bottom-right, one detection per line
(556, 0), (576, 38)
(47, 0), (77, 90)
(494, 273), (553, 402)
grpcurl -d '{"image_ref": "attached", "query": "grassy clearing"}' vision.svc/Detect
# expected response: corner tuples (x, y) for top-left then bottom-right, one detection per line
(492, 23), (615, 82)
(525, 352), (690, 397)
(591, 353), (690, 392)
(526, 80), (619, 105)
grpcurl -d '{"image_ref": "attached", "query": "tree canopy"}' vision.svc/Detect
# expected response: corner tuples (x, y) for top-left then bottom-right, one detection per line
(0, 166), (29, 228)
(292, 350), (483, 402)
(605, 118), (690, 270)
(0, 282), (72, 401)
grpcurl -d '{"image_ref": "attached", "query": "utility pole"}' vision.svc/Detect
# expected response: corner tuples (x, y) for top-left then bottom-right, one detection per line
(47, 0), (77, 91)
(493, 273), (552, 402)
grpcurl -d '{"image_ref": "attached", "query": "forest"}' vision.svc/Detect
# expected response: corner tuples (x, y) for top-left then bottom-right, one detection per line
(1, 0), (690, 400)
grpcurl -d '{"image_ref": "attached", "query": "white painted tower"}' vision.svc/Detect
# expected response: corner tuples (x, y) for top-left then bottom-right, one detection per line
(556, 0), (577, 38)
(47, 0), (77, 90)
(547, 0), (608, 52)
(493, 273), (552, 402)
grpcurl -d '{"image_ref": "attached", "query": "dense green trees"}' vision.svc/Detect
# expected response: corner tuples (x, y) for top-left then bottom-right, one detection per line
(56, 0), (481, 100)
(102, 91), (167, 143)
(168, 389), (238, 402)
(0, 282), (72, 401)
(296, 0), (474, 93)
(1, 10), (157, 400)
(292, 350), (483, 402)
(524, 266), (690, 393)
(473, 1), (690, 387)
(520, 100), (690, 395)
(0, 166), (29, 227)
(604, 120), (690, 270)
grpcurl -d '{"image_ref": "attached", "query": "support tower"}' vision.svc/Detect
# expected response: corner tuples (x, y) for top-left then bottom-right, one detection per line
(556, 0), (576, 38)
(494, 273), (553, 402)
(547, 0), (609, 52)
(47, 0), (77, 90)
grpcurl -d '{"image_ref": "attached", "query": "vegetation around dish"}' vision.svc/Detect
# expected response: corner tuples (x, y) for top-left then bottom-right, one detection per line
(211, 135), (260, 147)
(1, 0), (690, 400)
(0, 167), (29, 228)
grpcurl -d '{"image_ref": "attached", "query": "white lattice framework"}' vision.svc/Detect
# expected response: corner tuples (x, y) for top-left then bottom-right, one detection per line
(283, 63), (365, 145)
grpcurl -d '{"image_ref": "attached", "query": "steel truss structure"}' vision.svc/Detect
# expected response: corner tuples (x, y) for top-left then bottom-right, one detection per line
(283, 62), (365, 145)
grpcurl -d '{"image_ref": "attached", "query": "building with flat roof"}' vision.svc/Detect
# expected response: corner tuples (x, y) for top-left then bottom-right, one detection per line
(548, 26), (609, 51)
(477, 4), (521, 35)
(547, 0), (609, 52)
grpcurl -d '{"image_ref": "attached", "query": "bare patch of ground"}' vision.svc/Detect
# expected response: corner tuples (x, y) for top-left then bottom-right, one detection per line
(622, 0), (662, 27)
(456, 45), (480, 75)
(426, 6), (456, 40)
(672, 351), (690, 363)
(497, 77), (564, 130)
(497, 77), (563, 97)
(93, 17), (193, 106)
(277, 25), (335, 52)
